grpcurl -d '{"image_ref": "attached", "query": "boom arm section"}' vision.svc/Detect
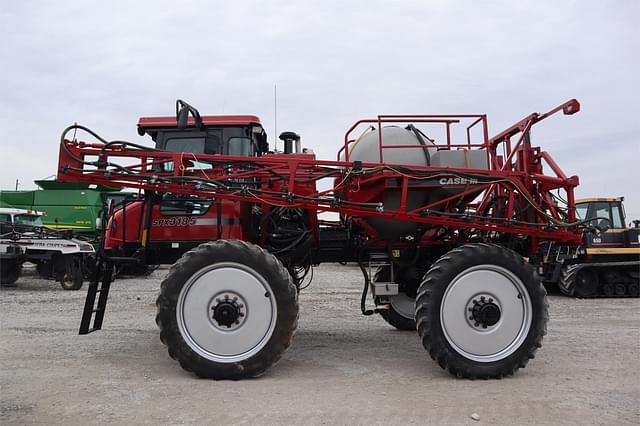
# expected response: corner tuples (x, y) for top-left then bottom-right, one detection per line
(57, 101), (585, 246)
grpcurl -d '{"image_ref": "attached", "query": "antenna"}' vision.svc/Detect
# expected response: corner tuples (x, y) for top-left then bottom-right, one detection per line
(274, 84), (278, 152)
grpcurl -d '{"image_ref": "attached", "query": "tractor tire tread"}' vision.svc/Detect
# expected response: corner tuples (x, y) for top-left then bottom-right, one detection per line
(155, 240), (298, 380)
(415, 243), (548, 379)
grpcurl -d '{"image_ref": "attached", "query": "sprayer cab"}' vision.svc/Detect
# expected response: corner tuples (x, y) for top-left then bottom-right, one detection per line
(137, 99), (269, 158)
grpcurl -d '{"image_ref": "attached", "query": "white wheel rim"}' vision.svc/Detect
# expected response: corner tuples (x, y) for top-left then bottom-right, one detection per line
(440, 264), (532, 363)
(176, 262), (277, 363)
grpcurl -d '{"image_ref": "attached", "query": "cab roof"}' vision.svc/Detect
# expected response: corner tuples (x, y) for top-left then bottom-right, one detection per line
(137, 115), (262, 130)
(0, 207), (44, 216)
(576, 197), (624, 204)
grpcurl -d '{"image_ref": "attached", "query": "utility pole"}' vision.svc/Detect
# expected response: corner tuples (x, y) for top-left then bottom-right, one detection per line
(15, 179), (19, 190)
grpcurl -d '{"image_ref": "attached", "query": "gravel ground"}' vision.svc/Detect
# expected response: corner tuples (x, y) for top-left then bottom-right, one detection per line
(1, 263), (639, 425)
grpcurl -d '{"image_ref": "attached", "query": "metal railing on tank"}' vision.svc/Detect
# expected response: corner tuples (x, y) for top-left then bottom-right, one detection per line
(338, 114), (490, 167)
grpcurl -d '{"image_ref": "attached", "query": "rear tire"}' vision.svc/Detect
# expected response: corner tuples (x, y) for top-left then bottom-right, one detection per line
(156, 240), (298, 379)
(59, 256), (84, 291)
(1, 260), (21, 287)
(374, 266), (416, 331)
(415, 243), (548, 379)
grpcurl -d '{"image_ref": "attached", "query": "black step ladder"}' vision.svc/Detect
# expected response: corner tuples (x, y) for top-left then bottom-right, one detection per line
(79, 261), (114, 335)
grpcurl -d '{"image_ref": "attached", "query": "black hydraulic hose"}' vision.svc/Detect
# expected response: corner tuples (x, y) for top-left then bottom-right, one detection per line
(358, 261), (374, 316)
(60, 124), (158, 153)
(59, 124), (158, 174)
(356, 237), (384, 316)
(100, 140), (159, 153)
(406, 124), (432, 166)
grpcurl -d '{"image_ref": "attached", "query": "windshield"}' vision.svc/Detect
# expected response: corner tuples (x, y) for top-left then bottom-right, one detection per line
(14, 214), (43, 226)
(575, 204), (588, 220)
(228, 137), (252, 156)
(164, 136), (212, 171)
(165, 137), (206, 154)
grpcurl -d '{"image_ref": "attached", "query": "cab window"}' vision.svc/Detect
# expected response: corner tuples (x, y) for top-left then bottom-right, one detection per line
(14, 214), (43, 226)
(159, 196), (212, 216)
(165, 137), (206, 154)
(593, 202), (611, 229)
(610, 205), (624, 228)
(228, 137), (253, 156)
(159, 131), (221, 172)
(0, 213), (10, 223)
(575, 204), (588, 220)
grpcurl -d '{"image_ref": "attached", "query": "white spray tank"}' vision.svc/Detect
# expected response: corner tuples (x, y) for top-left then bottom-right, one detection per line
(342, 126), (488, 239)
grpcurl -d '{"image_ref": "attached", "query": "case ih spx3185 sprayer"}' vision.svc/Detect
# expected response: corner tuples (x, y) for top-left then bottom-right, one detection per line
(56, 98), (608, 379)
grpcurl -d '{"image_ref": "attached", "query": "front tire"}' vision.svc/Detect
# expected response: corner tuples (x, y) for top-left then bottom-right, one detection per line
(59, 256), (84, 291)
(156, 240), (298, 379)
(415, 243), (548, 379)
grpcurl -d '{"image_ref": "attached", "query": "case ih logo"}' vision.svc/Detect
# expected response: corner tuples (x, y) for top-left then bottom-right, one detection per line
(439, 177), (478, 185)
(152, 217), (197, 227)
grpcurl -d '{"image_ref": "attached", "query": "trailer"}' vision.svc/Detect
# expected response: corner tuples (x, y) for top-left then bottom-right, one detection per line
(0, 207), (95, 289)
(55, 99), (588, 379)
(0, 180), (121, 238)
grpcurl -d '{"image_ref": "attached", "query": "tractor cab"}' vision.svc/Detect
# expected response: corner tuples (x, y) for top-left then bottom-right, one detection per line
(137, 100), (269, 163)
(0, 207), (45, 227)
(575, 197), (626, 230)
(575, 197), (639, 249)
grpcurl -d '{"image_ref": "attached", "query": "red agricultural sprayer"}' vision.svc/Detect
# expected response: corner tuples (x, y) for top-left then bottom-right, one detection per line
(56, 99), (587, 379)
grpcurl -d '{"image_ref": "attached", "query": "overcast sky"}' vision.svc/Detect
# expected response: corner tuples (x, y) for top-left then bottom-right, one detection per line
(1, 1), (638, 219)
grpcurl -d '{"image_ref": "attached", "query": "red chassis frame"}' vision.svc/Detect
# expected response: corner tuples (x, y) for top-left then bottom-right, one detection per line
(57, 99), (584, 253)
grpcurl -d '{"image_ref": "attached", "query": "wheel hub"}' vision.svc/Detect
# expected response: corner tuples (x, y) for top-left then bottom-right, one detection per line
(466, 294), (502, 330)
(470, 296), (501, 328)
(209, 292), (246, 330)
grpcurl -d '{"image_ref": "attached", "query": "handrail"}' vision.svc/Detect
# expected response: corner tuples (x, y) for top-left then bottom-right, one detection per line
(341, 115), (486, 163)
